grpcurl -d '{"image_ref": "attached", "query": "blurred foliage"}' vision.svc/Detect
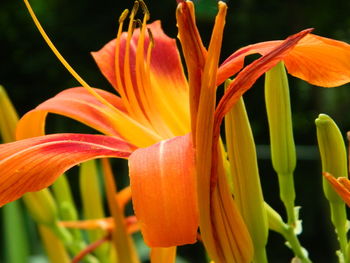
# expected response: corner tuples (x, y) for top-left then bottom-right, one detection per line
(1, 0), (350, 262)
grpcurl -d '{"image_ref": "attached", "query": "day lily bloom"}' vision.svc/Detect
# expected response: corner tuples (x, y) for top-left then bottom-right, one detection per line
(2, 0), (350, 262)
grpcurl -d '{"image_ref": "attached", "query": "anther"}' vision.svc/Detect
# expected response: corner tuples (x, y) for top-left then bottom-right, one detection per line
(139, 0), (150, 21)
(131, 20), (138, 32)
(131, 1), (140, 18)
(119, 9), (129, 23)
(147, 28), (155, 48)
(135, 19), (143, 28)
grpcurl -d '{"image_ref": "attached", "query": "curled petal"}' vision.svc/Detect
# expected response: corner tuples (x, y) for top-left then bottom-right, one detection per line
(214, 29), (312, 138)
(283, 34), (350, 87)
(129, 134), (198, 247)
(16, 87), (126, 139)
(217, 34), (350, 87)
(0, 133), (135, 206)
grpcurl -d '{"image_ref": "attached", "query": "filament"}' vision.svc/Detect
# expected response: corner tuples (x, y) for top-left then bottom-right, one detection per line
(23, 0), (118, 112)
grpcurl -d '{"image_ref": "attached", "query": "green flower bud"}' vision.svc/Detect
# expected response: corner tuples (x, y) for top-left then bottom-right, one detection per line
(22, 189), (58, 226)
(265, 62), (296, 225)
(315, 113), (348, 261)
(265, 62), (296, 175)
(225, 87), (268, 262)
(315, 114), (348, 202)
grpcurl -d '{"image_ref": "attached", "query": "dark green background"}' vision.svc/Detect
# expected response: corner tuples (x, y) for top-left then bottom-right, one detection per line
(2, 0), (350, 262)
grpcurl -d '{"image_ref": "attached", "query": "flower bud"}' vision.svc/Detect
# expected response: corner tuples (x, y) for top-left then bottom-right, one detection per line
(265, 62), (296, 224)
(225, 93), (268, 261)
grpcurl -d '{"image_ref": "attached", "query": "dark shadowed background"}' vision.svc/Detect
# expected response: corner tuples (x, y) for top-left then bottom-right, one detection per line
(1, 0), (350, 262)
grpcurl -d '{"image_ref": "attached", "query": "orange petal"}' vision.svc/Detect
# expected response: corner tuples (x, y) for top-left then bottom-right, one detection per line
(176, 1), (207, 134)
(214, 29), (312, 139)
(283, 34), (350, 87)
(217, 41), (276, 85)
(217, 34), (350, 87)
(16, 88), (162, 147)
(193, 2), (229, 260)
(16, 87), (125, 138)
(324, 172), (350, 207)
(0, 133), (135, 206)
(129, 134), (198, 247)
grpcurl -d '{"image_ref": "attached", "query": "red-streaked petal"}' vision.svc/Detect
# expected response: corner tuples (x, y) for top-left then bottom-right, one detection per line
(16, 87), (125, 138)
(129, 134), (198, 247)
(217, 34), (350, 87)
(16, 88), (162, 147)
(214, 29), (312, 139)
(176, 1), (207, 133)
(0, 133), (136, 206)
(217, 41), (275, 85)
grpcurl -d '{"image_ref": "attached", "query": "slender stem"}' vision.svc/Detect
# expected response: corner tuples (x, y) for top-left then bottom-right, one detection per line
(253, 248), (268, 263)
(330, 203), (348, 263)
(278, 173), (296, 226)
(50, 222), (99, 263)
(101, 159), (140, 263)
(281, 225), (312, 263)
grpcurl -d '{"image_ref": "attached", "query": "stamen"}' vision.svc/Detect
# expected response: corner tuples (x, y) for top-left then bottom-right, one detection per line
(114, 13), (130, 107)
(23, 0), (118, 112)
(132, 13), (174, 138)
(120, 0), (151, 124)
(139, 0), (150, 21)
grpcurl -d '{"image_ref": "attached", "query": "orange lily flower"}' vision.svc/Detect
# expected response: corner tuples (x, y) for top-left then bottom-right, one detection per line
(1, 0), (350, 261)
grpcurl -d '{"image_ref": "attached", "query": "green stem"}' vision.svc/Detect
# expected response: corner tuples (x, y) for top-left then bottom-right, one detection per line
(253, 248), (268, 263)
(2, 201), (30, 263)
(330, 203), (348, 263)
(278, 173), (296, 226)
(50, 222), (99, 263)
(266, 204), (312, 263)
(281, 225), (312, 263)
